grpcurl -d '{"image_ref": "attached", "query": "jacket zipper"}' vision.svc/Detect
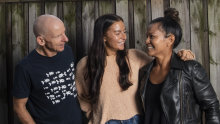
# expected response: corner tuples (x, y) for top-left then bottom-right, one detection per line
(161, 95), (169, 123)
(141, 94), (145, 112)
(179, 71), (183, 124)
(186, 94), (191, 119)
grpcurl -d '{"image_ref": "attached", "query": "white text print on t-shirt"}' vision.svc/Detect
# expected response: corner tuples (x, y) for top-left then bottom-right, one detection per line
(40, 62), (77, 104)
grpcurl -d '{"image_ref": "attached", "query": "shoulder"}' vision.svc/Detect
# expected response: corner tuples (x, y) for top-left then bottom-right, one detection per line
(77, 56), (88, 68)
(182, 60), (207, 77)
(183, 60), (203, 70)
(76, 56), (88, 74)
(127, 49), (153, 67)
(127, 49), (148, 61)
(127, 49), (146, 57)
(15, 54), (33, 72)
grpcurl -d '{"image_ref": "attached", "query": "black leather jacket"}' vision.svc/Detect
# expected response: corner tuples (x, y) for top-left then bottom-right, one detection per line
(139, 52), (220, 124)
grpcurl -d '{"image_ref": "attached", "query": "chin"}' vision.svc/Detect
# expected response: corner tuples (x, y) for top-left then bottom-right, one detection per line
(146, 51), (153, 57)
(118, 46), (125, 50)
(58, 46), (65, 51)
(57, 48), (65, 52)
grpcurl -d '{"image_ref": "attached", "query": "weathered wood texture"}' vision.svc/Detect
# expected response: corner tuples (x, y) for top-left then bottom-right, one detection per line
(0, 4), (8, 124)
(170, 0), (191, 51)
(99, 0), (115, 15)
(133, 0), (147, 50)
(116, 0), (129, 48)
(1, 0), (220, 124)
(28, 2), (41, 51)
(82, 1), (96, 55)
(190, 0), (209, 69)
(5, 4), (14, 124)
(151, 0), (164, 19)
(45, 2), (57, 15)
(208, 0), (220, 100)
(12, 3), (28, 124)
(63, 2), (77, 58)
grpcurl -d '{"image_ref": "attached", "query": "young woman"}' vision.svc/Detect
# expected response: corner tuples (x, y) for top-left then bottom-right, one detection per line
(139, 8), (220, 124)
(76, 14), (194, 124)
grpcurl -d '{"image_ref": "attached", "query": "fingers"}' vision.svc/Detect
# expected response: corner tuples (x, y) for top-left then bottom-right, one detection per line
(177, 49), (184, 57)
(189, 50), (195, 60)
(177, 49), (195, 61)
(182, 50), (195, 61)
(181, 51), (187, 61)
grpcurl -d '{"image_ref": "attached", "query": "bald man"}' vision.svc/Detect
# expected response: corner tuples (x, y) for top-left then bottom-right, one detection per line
(12, 15), (82, 124)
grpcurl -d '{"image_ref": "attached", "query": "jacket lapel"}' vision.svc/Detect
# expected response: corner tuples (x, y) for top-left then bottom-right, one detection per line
(162, 52), (183, 91)
(139, 61), (154, 109)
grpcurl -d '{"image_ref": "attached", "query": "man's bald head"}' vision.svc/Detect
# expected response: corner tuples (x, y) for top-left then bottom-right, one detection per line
(33, 14), (63, 37)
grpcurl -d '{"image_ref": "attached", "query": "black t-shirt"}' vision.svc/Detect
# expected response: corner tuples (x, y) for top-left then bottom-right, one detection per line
(12, 45), (82, 124)
(144, 79), (167, 124)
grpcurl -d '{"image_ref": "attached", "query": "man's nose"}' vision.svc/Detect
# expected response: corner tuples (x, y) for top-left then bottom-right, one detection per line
(62, 34), (69, 42)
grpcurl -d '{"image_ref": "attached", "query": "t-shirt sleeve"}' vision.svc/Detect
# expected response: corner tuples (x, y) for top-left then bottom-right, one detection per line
(75, 57), (92, 118)
(128, 49), (153, 68)
(12, 63), (31, 98)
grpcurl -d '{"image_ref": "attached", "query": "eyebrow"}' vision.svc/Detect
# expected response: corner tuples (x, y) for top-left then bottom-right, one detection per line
(114, 29), (126, 32)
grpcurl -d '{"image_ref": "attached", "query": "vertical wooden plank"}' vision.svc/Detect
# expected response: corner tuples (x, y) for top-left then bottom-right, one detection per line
(203, 0), (210, 75)
(133, 0), (147, 51)
(12, 3), (28, 70)
(63, 2), (76, 58)
(0, 3), (8, 124)
(151, 0), (164, 19)
(82, 1), (96, 55)
(45, 2), (57, 16)
(12, 3), (28, 124)
(128, 0), (135, 48)
(94, 1), (99, 20)
(57, 1), (63, 20)
(28, 2), (41, 52)
(40, 1), (45, 14)
(75, 1), (83, 62)
(24, 3), (29, 53)
(163, 0), (170, 10)
(190, 0), (209, 70)
(6, 3), (13, 124)
(208, 0), (220, 100)
(99, 0), (115, 16)
(116, 0), (129, 48)
(170, 0), (191, 51)
(146, 0), (152, 26)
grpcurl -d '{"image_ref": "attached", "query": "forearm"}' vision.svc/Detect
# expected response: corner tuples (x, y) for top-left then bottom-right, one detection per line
(13, 97), (36, 124)
(205, 100), (220, 124)
(191, 62), (220, 123)
(14, 106), (36, 124)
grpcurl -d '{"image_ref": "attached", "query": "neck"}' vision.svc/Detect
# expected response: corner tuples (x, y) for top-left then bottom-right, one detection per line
(36, 46), (57, 57)
(106, 48), (117, 56)
(155, 50), (172, 69)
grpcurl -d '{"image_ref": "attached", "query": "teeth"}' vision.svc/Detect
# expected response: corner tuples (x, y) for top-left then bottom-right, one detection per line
(118, 42), (125, 45)
(148, 46), (153, 49)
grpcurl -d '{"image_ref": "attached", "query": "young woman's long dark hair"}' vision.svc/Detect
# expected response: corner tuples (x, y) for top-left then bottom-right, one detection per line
(85, 14), (132, 109)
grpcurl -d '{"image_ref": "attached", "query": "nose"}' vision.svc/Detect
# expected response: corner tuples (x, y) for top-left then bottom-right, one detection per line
(62, 34), (69, 42)
(145, 36), (150, 44)
(121, 32), (127, 41)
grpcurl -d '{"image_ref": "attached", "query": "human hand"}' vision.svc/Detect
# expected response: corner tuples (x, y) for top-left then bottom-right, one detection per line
(177, 49), (195, 61)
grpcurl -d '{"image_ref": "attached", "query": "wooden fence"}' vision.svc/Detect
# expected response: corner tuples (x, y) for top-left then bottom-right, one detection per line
(0, 0), (219, 123)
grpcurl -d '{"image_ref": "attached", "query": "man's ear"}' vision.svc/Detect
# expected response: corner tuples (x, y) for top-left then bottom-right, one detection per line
(36, 36), (45, 46)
